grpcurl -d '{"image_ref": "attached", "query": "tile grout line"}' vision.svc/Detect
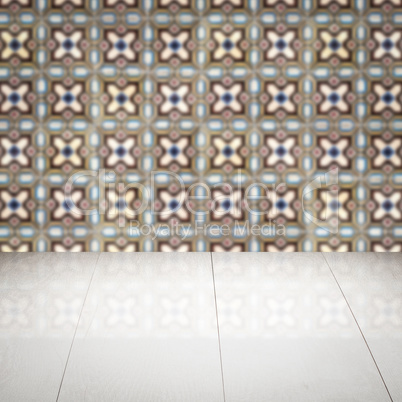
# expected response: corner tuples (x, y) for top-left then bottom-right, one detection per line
(210, 252), (227, 402)
(55, 252), (102, 402)
(321, 252), (394, 402)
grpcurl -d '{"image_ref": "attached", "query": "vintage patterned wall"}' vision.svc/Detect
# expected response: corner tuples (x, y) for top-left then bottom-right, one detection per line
(0, 0), (401, 251)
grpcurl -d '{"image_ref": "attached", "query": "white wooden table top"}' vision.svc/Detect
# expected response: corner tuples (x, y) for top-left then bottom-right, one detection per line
(0, 252), (400, 402)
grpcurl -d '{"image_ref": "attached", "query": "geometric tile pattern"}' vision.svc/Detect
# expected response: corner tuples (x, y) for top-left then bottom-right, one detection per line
(0, 0), (401, 251)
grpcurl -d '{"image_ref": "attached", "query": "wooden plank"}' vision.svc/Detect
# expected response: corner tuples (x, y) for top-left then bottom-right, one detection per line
(58, 253), (224, 402)
(325, 252), (402, 401)
(0, 253), (99, 402)
(212, 252), (391, 402)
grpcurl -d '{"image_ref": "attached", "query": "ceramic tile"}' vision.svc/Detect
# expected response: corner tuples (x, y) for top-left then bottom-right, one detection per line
(0, 0), (401, 250)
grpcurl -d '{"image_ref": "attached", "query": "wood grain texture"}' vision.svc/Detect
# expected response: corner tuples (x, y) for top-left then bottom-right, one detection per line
(324, 252), (402, 401)
(0, 253), (99, 402)
(58, 253), (224, 402)
(212, 252), (391, 402)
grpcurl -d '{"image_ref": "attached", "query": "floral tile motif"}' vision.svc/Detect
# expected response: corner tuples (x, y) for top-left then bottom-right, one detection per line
(0, 0), (401, 251)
